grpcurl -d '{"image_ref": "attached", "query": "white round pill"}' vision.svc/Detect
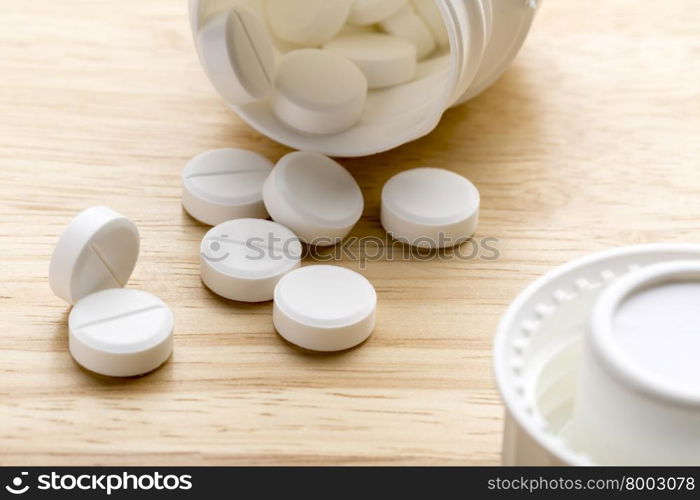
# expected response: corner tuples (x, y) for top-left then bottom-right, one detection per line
(381, 168), (480, 249)
(266, 0), (353, 47)
(324, 33), (417, 89)
(411, 0), (449, 47)
(200, 219), (302, 302)
(380, 4), (436, 60)
(49, 206), (140, 305)
(69, 289), (174, 378)
(263, 151), (364, 246)
(348, 0), (407, 25)
(273, 265), (377, 352)
(198, 6), (276, 106)
(272, 49), (368, 135)
(182, 148), (274, 226)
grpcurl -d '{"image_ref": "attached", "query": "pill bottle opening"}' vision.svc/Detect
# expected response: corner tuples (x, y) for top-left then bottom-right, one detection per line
(590, 261), (700, 405)
(191, 0), (463, 157)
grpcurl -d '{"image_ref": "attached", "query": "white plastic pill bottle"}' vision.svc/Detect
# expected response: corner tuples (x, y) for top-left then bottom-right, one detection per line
(189, 0), (539, 157)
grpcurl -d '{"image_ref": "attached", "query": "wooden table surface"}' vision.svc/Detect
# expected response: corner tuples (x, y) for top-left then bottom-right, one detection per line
(1, 0), (699, 466)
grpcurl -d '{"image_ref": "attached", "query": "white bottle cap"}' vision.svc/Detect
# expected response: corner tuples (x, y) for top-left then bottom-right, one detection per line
(49, 207), (140, 305)
(493, 244), (700, 466)
(573, 260), (700, 465)
(591, 260), (700, 398)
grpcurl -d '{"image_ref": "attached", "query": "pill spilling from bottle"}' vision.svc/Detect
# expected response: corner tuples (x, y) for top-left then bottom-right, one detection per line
(191, 0), (538, 156)
(48, 148), (481, 375)
(49, 207), (174, 377)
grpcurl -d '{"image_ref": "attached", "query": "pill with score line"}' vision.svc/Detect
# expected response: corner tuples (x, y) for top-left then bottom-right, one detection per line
(200, 218), (302, 303)
(69, 289), (174, 378)
(49, 206), (140, 305)
(49, 206), (174, 378)
(198, 6), (276, 106)
(182, 148), (274, 226)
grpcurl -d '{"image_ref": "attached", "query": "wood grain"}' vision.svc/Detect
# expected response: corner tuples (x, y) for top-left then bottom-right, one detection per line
(1, 0), (699, 465)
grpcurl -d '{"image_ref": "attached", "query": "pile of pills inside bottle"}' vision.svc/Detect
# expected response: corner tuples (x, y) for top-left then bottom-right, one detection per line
(198, 1), (451, 135)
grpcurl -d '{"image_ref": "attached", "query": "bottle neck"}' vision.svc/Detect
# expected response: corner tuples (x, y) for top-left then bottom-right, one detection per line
(438, 0), (489, 106)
